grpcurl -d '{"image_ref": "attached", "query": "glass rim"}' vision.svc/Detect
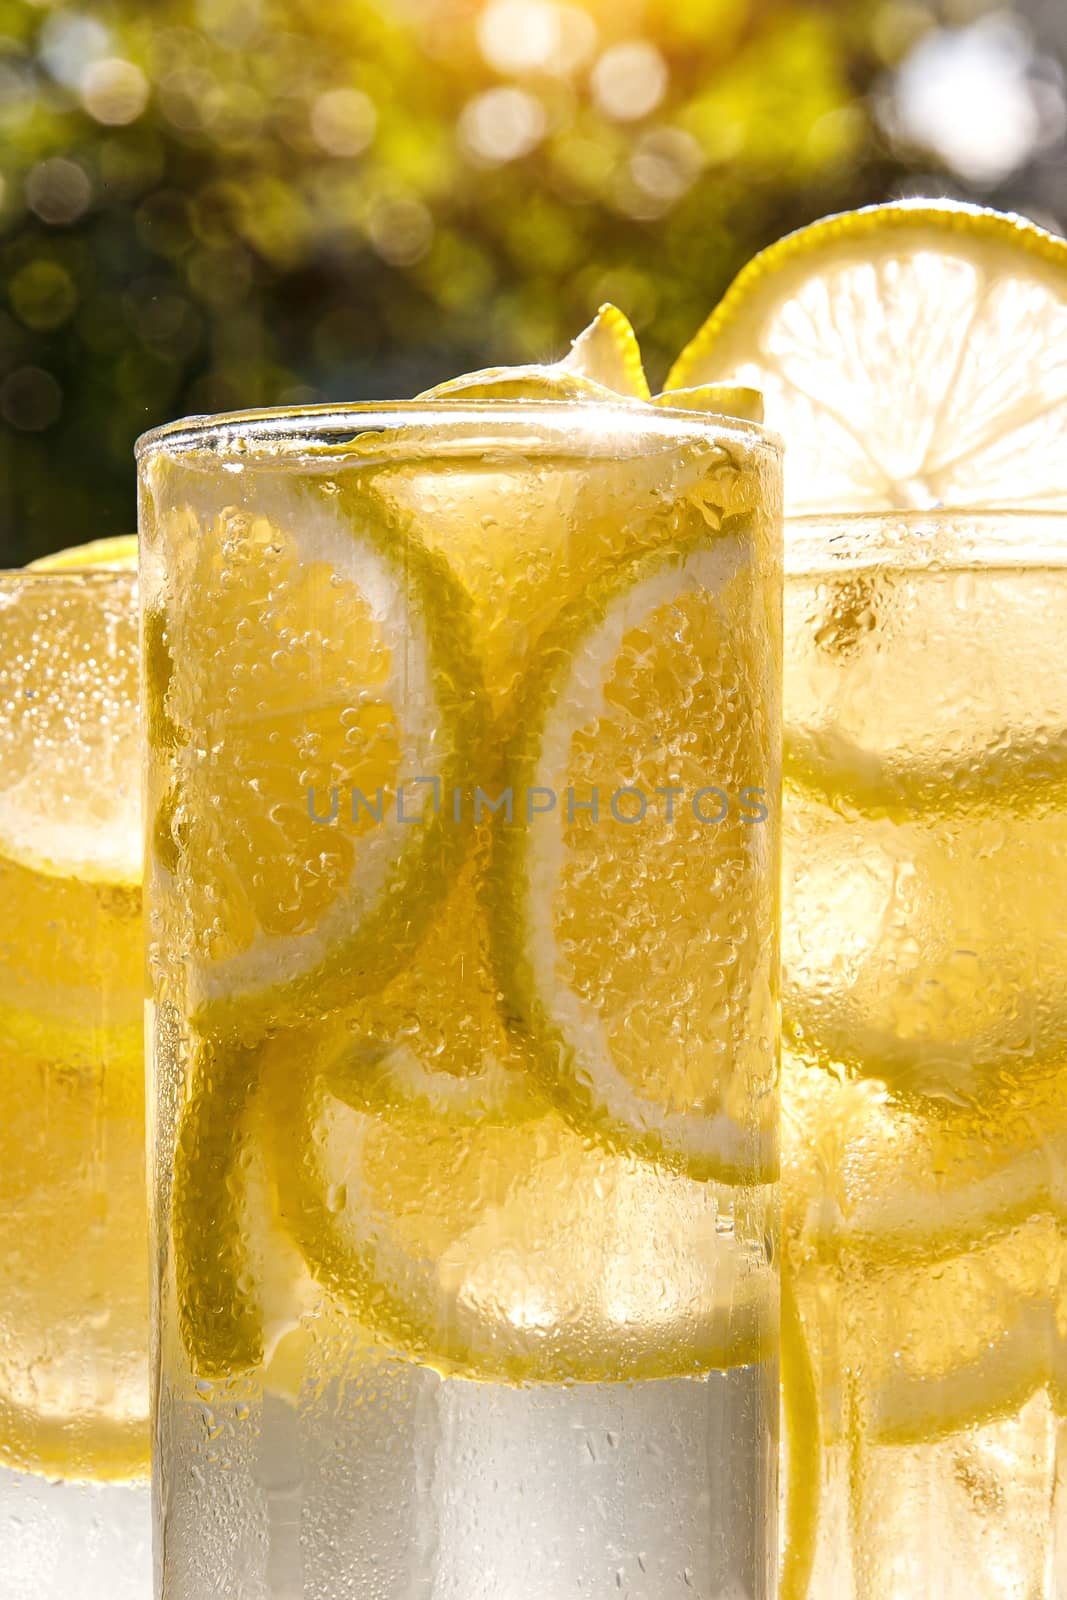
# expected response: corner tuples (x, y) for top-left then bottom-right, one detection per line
(785, 506), (1067, 575)
(135, 397), (782, 463)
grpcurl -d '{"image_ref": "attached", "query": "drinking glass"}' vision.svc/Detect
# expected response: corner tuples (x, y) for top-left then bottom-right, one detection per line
(0, 567), (149, 1598)
(138, 401), (782, 1599)
(781, 511), (1067, 1599)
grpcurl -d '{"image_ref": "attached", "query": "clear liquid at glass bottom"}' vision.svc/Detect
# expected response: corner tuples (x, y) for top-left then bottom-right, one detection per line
(158, 1355), (777, 1600)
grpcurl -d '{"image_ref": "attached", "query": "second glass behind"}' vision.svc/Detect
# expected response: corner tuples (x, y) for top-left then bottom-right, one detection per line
(138, 402), (783, 1599)
(781, 512), (1067, 1599)
(0, 564), (148, 1600)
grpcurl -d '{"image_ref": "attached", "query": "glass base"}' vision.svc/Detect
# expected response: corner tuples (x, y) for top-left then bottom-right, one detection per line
(815, 1389), (1066, 1600)
(0, 1464), (150, 1600)
(159, 1355), (778, 1599)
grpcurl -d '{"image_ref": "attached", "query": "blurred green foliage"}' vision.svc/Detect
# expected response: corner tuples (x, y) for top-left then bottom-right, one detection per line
(0, 0), (906, 558)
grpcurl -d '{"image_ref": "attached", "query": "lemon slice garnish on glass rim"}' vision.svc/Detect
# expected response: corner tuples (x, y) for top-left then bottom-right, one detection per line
(490, 523), (778, 1186)
(28, 534), (138, 572)
(558, 300), (650, 397)
(670, 201), (1067, 841)
(421, 301), (766, 425)
(419, 303), (651, 402)
(668, 199), (1067, 514)
(655, 383), (764, 423)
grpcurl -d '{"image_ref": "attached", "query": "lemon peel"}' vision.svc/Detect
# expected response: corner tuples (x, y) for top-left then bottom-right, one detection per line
(654, 384), (764, 424)
(558, 302), (650, 398)
(28, 535), (138, 572)
(420, 304), (649, 403)
(490, 524), (778, 1185)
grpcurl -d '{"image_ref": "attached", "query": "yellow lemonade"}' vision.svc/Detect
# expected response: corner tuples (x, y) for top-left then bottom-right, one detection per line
(139, 392), (783, 1598)
(0, 556), (149, 1598)
(782, 520), (1067, 1598)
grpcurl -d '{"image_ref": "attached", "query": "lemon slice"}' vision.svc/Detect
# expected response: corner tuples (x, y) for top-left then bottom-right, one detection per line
(784, 1059), (1067, 1268)
(173, 846), (546, 1381)
(174, 1022), (775, 1386)
(419, 305), (765, 424)
(491, 526), (779, 1184)
(785, 1112), (1065, 1535)
(419, 303), (649, 402)
(147, 474), (486, 1375)
(668, 200), (1067, 513)
(0, 551), (142, 1022)
(784, 551), (1067, 825)
(171, 1030), (274, 1379)
(784, 784), (1067, 1112)
(654, 385), (765, 424)
(267, 1059), (774, 1384)
(844, 1214), (1062, 1446)
(28, 535), (137, 572)
(0, 566), (140, 886)
(419, 367), (625, 403)
(783, 810), (1067, 1108)
(170, 1028), (324, 1389)
(372, 418), (764, 733)
(780, 1261), (820, 1600)
(143, 468), (487, 1033)
(302, 856), (545, 1127)
(558, 301), (650, 398)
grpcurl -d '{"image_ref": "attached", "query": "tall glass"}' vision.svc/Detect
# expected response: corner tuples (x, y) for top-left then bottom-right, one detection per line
(781, 512), (1067, 1599)
(0, 569), (149, 1598)
(138, 402), (782, 1599)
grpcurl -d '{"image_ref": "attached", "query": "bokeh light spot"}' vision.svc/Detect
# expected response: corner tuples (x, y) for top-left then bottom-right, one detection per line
(552, 5), (599, 75)
(629, 127), (703, 207)
(187, 246), (252, 309)
(477, 0), (597, 77)
(0, 366), (62, 431)
(26, 158), (92, 225)
(0, 59), (33, 123)
(158, 66), (221, 134)
(81, 58), (150, 126)
(459, 86), (547, 164)
(9, 260), (78, 330)
(368, 197), (434, 266)
(882, 13), (1065, 185)
(39, 13), (110, 90)
(591, 40), (668, 122)
(478, 1), (559, 74)
(310, 89), (377, 158)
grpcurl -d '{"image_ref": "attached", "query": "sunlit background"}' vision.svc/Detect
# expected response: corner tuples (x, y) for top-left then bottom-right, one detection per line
(0, 0), (1064, 558)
